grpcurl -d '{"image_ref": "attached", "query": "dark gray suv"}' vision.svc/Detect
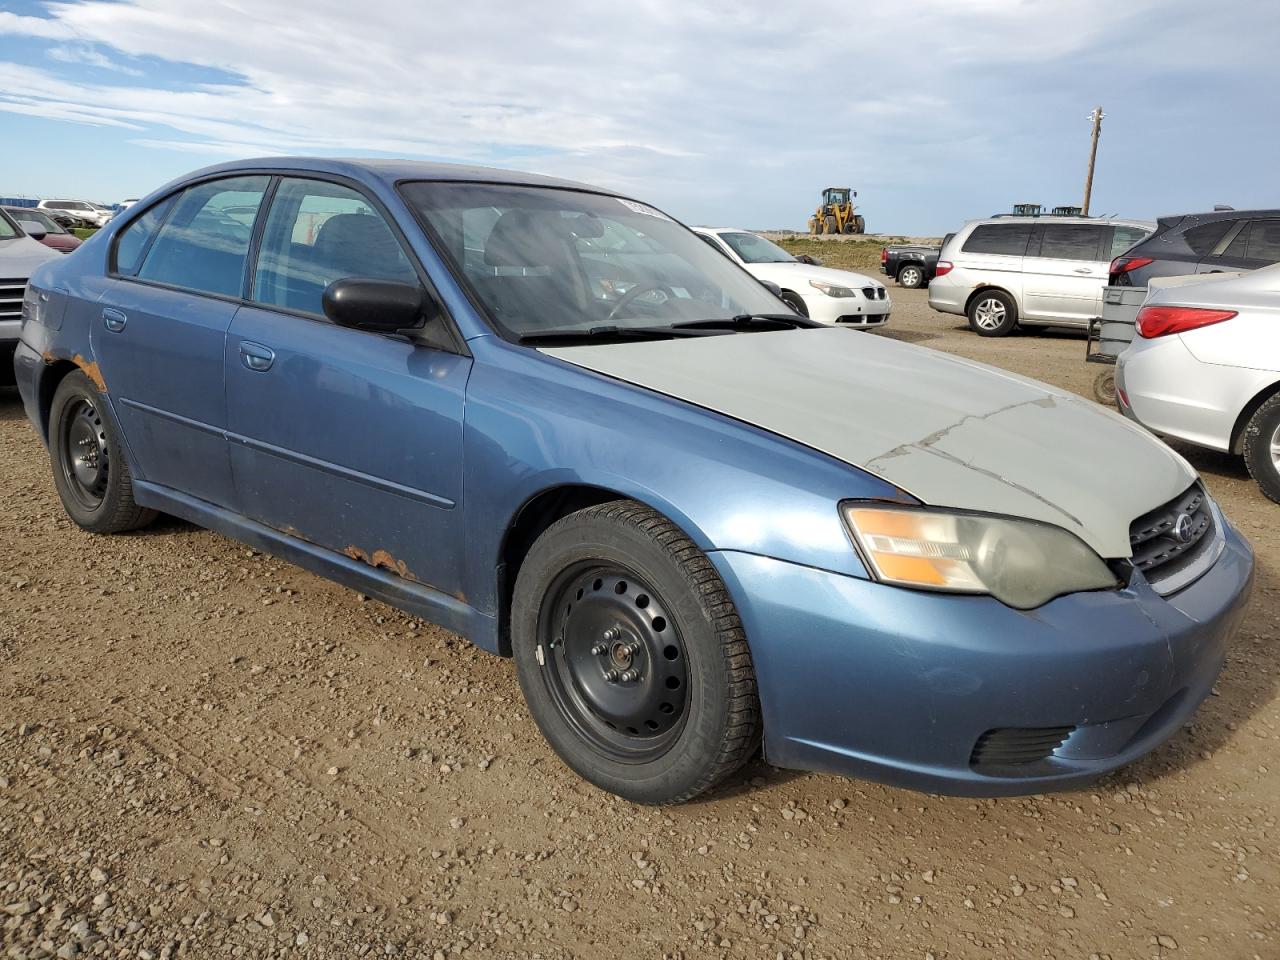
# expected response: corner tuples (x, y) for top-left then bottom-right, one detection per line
(1110, 208), (1280, 286)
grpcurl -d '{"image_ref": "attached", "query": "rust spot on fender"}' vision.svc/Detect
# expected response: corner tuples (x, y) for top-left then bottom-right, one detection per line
(344, 545), (414, 581)
(71, 354), (108, 393)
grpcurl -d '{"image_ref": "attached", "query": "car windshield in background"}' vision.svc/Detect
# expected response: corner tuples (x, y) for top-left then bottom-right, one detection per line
(719, 231), (796, 264)
(10, 209), (65, 234)
(0, 211), (20, 240)
(401, 182), (786, 340)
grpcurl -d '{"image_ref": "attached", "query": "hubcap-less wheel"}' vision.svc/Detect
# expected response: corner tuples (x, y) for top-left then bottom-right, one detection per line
(539, 565), (689, 763)
(59, 397), (110, 510)
(973, 297), (1007, 331)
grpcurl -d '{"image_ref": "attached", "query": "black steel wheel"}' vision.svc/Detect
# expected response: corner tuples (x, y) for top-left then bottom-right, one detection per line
(539, 565), (690, 761)
(512, 500), (760, 804)
(48, 370), (156, 533)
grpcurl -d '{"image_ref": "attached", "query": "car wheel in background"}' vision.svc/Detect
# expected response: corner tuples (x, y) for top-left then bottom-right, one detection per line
(511, 500), (761, 804)
(1242, 393), (1280, 504)
(780, 291), (809, 317)
(1093, 369), (1117, 406)
(48, 371), (157, 534)
(897, 264), (924, 289)
(968, 290), (1018, 337)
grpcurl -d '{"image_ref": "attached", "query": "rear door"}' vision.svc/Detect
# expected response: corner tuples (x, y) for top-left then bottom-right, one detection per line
(956, 222), (1032, 298)
(1020, 222), (1107, 323)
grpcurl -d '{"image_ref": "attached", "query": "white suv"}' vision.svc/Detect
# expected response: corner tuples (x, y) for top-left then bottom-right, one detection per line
(37, 199), (113, 228)
(928, 216), (1153, 336)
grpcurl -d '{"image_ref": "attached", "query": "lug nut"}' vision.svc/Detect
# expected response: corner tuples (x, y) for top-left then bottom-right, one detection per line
(626, 641), (642, 656)
(604, 669), (620, 683)
(620, 669), (639, 683)
(591, 643), (608, 656)
(603, 626), (621, 641)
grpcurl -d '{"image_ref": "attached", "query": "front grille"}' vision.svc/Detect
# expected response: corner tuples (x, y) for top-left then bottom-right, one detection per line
(1129, 483), (1219, 593)
(971, 726), (1075, 767)
(0, 278), (25, 321)
(860, 286), (886, 300)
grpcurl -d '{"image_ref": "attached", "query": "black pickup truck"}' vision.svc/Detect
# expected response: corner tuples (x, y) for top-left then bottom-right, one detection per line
(880, 240), (946, 289)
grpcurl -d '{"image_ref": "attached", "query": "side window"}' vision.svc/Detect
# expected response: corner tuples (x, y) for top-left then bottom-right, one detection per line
(698, 233), (730, 257)
(253, 178), (417, 317)
(1184, 220), (1235, 256)
(1037, 224), (1105, 261)
(136, 176), (269, 298)
(1221, 223), (1251, 260)
(113, 196), (177, 277)
(1108, 226), (1151, 258)
(1245, 219), (1280, 263)
(961, 224), (1033, 256)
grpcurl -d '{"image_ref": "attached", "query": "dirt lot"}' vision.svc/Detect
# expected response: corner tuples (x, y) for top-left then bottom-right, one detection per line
(2, 287), (1277, 960)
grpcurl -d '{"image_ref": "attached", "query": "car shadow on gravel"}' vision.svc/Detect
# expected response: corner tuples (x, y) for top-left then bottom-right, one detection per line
(0, 386), (26, 420)
(872, 328), (940, 345)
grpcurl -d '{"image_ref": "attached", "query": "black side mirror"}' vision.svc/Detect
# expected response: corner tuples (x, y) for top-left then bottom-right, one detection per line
(22, 223), (48, 241)
(794, 254), (824, 266)
(760, 279), (783, 297)
(323, 278), (432, 332)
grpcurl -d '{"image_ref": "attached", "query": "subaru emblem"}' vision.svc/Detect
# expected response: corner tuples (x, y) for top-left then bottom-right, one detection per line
(1173, 513), (1194, 544)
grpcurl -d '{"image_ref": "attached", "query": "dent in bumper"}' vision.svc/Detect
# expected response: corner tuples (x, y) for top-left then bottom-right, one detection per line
(710, 527), (1253, 796)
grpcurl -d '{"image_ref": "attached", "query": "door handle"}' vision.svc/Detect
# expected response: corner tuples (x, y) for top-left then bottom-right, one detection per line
(1073, 267), (1093, 274)
(239, 341), (275, 372)
(102, 308), (127, 332)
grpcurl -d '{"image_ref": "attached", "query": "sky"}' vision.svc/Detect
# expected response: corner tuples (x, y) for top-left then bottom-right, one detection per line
(0, 0), (1275, 235)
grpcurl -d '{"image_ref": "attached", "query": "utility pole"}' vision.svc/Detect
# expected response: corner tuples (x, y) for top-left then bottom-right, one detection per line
(1082, 106), (1104, 216)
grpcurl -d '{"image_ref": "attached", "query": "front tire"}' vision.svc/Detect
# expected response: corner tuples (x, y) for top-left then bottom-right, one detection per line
(48, 371), (157, 533)
(968, 290), (1018, 337)
(1242, 393), (1280, 504)
(897, 264), (924, 289)
(512, 501), (760, 804)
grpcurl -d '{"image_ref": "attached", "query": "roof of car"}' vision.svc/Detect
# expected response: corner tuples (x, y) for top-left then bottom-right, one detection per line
(960, 216), (1155, 230)
(695, 227), (752, 234)
(166, 157), (603, 194)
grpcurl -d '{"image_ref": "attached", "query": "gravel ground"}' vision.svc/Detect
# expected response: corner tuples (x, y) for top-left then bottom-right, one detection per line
(1, 288), (1277, 960)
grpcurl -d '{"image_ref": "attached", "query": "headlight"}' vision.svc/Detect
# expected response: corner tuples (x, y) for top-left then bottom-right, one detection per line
(841, 504), (1118, 609)
(809, 279), (856, 298)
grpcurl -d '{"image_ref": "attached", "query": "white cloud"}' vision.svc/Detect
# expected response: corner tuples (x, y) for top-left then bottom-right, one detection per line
(0, 0), (1275, 230)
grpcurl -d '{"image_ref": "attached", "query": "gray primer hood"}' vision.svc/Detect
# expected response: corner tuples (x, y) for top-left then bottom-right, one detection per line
(544, 328), (1196, 558)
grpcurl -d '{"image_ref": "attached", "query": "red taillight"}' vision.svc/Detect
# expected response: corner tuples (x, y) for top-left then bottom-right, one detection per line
(1110, 256), (1154, 276)
(880, 248), (888, 263)
(1136, 306), (1237, 338)
(935, 260), (953, 277)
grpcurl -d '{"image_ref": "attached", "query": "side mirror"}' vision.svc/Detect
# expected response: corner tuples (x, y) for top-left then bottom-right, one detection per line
(794, 254), (824, 266)
(22, 223), (48, 241)
(760, 279), (783, 297)
(322, 278), (431, 332)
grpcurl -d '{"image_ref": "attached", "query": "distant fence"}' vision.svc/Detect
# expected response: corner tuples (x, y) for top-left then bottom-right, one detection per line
(0, 197), (39, 209)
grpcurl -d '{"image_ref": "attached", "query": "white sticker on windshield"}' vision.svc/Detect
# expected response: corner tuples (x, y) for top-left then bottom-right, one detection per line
(616, 198), (672, 221)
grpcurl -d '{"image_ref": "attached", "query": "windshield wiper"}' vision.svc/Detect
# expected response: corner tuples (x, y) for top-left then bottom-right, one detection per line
(518, 325), (697, 345)
(669, 314), (814, 332)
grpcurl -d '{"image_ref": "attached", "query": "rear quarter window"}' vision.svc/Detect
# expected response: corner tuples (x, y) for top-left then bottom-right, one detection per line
(1036, 224), (1105, 261)
(961, 224), (1033, 256)
(1183, 220), (1236, 256)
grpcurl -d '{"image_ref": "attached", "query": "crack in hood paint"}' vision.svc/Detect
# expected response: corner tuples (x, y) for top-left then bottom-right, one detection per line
(542, 328), (1196, 558)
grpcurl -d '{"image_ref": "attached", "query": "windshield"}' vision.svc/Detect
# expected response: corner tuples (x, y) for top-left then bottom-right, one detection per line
(401, 182), (786, 339)
(10, 209), (64, 234)
(718, 231), (796, 264)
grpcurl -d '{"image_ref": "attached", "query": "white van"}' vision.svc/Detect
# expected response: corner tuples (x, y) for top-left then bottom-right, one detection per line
(928, 216), (1154, 336)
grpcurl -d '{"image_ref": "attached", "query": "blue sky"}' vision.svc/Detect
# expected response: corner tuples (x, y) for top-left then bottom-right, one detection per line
(0, 0), (1275, 235)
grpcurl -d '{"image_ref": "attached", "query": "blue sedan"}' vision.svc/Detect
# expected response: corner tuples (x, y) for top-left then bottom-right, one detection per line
(14, 158), (1253, 803)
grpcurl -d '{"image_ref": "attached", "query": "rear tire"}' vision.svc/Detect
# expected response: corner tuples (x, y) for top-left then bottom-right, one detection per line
(1242, 393), (1280, 504)
(824, 215), (838, 234)
(1092, 369), (1117, 405)
(511, 500), (761, 804)
(48, 371), (157, 534)
(897, 264), (924, 289)
(968, 290), (1018, 337)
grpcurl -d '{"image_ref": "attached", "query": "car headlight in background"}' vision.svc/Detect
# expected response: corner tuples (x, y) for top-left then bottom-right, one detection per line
(841, 504), (1118, 609)
(809, 279), (857, 298)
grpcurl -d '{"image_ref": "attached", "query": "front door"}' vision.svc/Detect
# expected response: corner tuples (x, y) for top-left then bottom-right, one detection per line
(224, 176), (472, 596)
(91, 175), (270, 507)
(1020, 223), (1108, 324)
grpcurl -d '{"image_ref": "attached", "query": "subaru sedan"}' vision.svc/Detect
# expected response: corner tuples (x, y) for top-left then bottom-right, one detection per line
(15, 159), (1253, 804)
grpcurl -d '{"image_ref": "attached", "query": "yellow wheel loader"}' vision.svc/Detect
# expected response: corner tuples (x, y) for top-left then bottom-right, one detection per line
(806, 187), (865, 235)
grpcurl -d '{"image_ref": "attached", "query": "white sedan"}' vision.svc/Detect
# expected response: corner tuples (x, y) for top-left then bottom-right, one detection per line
(694, 227), (891, 327)
(1117, 263), (1280, 502)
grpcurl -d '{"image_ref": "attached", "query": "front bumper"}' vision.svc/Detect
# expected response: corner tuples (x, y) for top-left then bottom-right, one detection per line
(803, 291), (891, 327)
(710, 522), (1254, 796)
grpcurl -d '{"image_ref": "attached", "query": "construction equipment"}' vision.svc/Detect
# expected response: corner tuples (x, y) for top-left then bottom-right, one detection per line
(1011, 203), (1042, 217)
(1052, 205), (1084, 216)
(807, 187), (865, 235)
